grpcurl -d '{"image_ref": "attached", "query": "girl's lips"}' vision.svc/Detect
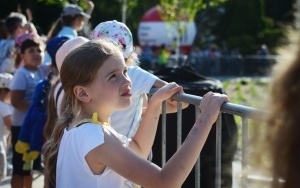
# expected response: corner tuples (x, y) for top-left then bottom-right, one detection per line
(121, 91), (132, 97)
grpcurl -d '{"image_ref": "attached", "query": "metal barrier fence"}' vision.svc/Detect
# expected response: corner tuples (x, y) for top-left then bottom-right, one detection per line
(188, 55), (283, 77)
(149, 89), (269, 188)
(140, 55), (284, 77)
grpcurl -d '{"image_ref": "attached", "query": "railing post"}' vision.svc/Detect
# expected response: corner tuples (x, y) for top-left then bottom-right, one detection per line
(241, 117), (248, 188)
(215, 114), (222, 188)
(148, 89), (269, 188)
(195, 106), (201, 188)
(161, 101), (167, 167)
(177, 102), (182, 148)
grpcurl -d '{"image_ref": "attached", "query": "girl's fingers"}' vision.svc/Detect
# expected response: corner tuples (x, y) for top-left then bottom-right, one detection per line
(200, 92), (229, 111)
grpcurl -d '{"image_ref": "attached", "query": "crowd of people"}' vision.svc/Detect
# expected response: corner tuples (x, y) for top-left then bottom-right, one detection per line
(0, 2), (225, 188)
(0, 1), (299, 188)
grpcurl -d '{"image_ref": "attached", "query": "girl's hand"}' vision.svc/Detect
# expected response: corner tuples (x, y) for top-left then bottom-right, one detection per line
(198, 91), (229, 125)
(150, 82), (183, 104)
(86, 0), (95, 9)
(25, 8), (33, 22)
(84, 0), (95, 14)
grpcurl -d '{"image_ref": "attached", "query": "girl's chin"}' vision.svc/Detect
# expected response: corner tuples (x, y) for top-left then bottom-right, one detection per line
(118, 100), (132, 110)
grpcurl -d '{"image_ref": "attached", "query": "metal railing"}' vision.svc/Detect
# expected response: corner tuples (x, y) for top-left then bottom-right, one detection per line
(140, 55), (286, 77)
(149, 89), (269, 188)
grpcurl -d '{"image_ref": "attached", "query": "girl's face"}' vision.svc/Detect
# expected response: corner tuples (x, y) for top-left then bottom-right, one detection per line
(21, 45), (43, 70)
(0, 89), (11, 103)
(86, 53), (132, 113)
(74, 16), (85, 31)
(15, 22), (27, 37)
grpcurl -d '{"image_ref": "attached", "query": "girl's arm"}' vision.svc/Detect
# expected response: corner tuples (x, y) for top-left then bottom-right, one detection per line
(3, 114), (12, 130)
(130, 83), (182, 158)
(83, 0), (94, 23)
(153, 78), (189, 113)
(10, 90), (30, 112)
(86, 92), (228, 187)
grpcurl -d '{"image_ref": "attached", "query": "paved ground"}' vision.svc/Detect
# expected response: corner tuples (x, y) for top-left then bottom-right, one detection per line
(0, 172), (44, 188)
(0, 148), (243, 188)
(0, 161), (242, 188)
(0, 149), (45, 188)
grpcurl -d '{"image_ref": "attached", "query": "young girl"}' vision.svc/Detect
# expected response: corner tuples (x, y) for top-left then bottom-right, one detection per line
(90, 20), (188, 139)
(43, 39), (228, 187)
(4, 12), (38, 71)
(47, 2), (94, 40)
(0, 73), (13, 182)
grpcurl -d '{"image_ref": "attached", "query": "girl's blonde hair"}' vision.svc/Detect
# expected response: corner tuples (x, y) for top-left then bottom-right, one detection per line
(267, 45), (300, 188)
(43, 39), (122, 185)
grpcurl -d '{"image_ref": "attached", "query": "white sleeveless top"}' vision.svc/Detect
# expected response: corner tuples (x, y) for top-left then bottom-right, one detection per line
(56, 122), (130, 188)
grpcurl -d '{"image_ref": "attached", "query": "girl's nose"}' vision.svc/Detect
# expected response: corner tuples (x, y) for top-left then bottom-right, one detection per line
(122, 74), (132, 88)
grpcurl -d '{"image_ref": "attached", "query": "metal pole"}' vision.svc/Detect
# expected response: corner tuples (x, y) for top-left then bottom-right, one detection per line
(161, 101), (167, 167)
(241, 118), (248, 188)
(177, 102), (182, 148)
(195, 107), (201, 188)
(122, 0), (127, 24)
(215, 114), (222, 188)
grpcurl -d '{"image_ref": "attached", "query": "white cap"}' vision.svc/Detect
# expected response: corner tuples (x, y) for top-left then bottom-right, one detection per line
(0, 73), (13, 89)
(90, 20), (134, 58)
(55, 36), (89, 72)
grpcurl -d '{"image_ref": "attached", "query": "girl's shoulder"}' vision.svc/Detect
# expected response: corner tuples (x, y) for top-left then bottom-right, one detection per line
(0, 39), (14, 48)
(0, 100), (11, 110)
(12, 67), (29, 78)
(74, 122), (129, 147)
(0, 101), (11, 116)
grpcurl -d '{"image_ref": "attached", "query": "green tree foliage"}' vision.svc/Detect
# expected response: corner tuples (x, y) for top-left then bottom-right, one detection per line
(265, 0), (296, 24)
(159, 0), (226, 22)
(159, 0), (226, 39)
(35, 0), (160, 42)
(211, 0), (294, 54)
(0, 0), (295, 53)
(0, 0), (62, 35)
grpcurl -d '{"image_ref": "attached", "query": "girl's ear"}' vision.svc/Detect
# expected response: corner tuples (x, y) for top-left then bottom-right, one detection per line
(20, 53), (25, 60)
(73, 86), (90, 103)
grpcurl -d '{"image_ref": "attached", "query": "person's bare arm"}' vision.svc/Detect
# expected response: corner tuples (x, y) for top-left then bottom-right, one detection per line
(3, 115), (12, 130)
(11, 90), (30, 112)
(86, 92), (228, 187)
(24, 8), (37, 33)
(130, 83), (183, 158)
(83, 0), (94, 23)
(153, 78), (189, 113)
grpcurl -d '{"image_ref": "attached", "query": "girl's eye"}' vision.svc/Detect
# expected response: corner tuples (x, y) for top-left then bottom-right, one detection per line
(123, 69), (128, 75)
(109, 74), (116, 80)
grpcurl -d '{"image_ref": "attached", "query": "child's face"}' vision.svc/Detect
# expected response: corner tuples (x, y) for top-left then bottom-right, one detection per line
(21, 45), (43, 70)
(15, 22), (27, 37)
(85, 53), (132, 112)
(74, 16), (85, 31)
(0, 89), (11, 103)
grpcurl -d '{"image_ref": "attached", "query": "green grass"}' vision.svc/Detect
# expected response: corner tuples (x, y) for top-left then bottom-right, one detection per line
(221, 77), (271, 149)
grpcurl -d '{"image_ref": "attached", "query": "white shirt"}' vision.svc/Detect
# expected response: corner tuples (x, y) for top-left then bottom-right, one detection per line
(110, 66), (158, 138)
(0, 101), (11, 149)
(57, 123), (129, 188)
(9, 65), (49, 126)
